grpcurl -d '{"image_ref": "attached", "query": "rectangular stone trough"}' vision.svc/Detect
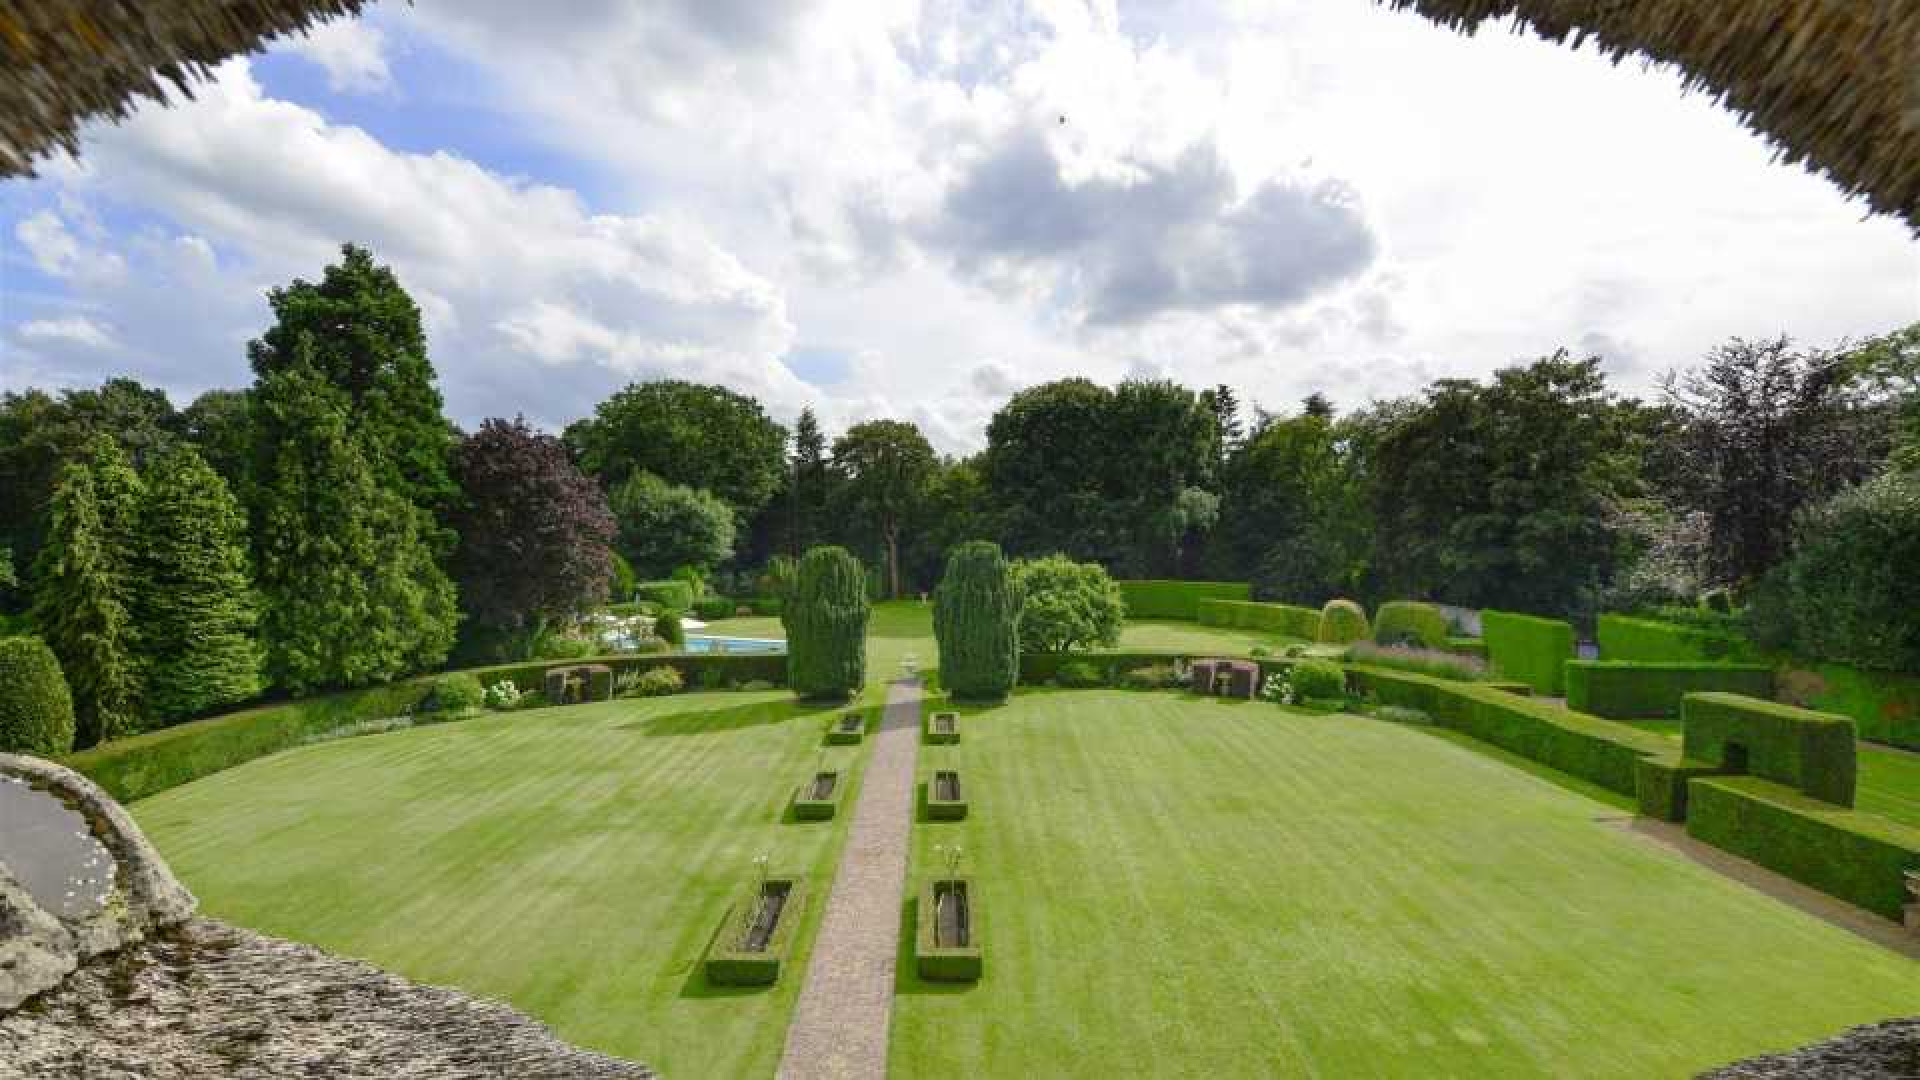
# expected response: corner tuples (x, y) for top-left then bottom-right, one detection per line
(916, 877), (982, 982)
(926, 770), (968, 820)
(926, 711), (960, 745)
(704, 876), (805, 986)
(791, 770), (844, 821)
(825, 712), (866, 745)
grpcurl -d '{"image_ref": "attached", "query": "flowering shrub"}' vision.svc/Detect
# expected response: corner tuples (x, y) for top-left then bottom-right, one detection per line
(1263, 659), (1347, 706)
(483, 678), (523, 709)
(618, 665), (685, 697)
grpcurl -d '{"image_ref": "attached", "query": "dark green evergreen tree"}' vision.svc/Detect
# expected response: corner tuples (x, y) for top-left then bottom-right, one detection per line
(133, 447), (262, 722)
(782, 545), (869, 700)
(248, 244), (456, 514)
(32, 461), (141, 746)
(252, 360), (457, 694)
(932, 541), (1018, 701)
(0, 635), (75, 756)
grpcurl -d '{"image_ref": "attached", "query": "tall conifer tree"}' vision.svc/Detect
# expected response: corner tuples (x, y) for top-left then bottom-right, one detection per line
(33, 461), (140, 745)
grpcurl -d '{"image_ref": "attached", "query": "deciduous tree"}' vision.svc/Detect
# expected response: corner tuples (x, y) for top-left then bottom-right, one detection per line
(1009, 554), (1123, 652)
(831, 419), (937, 600)
(565, 380), (787, 518)
(609, 471), (736, 579)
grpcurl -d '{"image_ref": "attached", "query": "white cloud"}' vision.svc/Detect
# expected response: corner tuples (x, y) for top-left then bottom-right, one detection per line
(283, 18), (394, 94)
(18, 316), (114, 349)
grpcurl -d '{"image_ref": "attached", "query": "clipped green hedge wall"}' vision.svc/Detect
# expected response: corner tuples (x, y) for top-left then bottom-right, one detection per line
(1317, 599), (1370, 644)
(1687, 776), (1920, 920)
(1446, 637), (1489, 660)
(1372, 602), (1449, 649)
(1681, 692), (1857, 806)
(1345, 663), (1677, 798)
(926, 771), (969, 820)
(1196, 599), (1319, 639)
(1480, 611), (1576, 695)
(704, 876), (806, 985)
(1633, 756), (1731, 823)
(1597, 614), (1760, 663)
(635, 580), (695, 611)
(66, 651), (788, 802)
(1020, 651), (1293, 687)
(915, 877), (983, 981)
(1566, 662), (1773, 720)
(791, 771), (845, 820)
(1116, 580), (1250, 620)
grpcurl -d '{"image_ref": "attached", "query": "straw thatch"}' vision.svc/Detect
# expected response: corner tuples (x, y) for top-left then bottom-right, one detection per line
(0, 0), (372, 176)
(1385, 2), (1920, 230)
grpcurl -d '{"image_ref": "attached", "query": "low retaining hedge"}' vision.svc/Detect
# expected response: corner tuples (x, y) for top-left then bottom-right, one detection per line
(1196, 599), (1319, 639)
(791, 771), (845, 821)
(1633, 756), (1732, 822)
(67, 651), (789, 802)
(825, 711), (867, 745)
(1115, 580), (1249, 620)
(926, 770), (968, 820)
(1480, 611), (1576, 695)
(1596, 614), (1760, 664)
(1565, 662), (1773, 720)
(1345, 664), (1679, 802)
(916, 877), (983, 981)
(704, 876), (806, 985)
(1686, 776), (1920, 920)
(1020, 651), (1292, 687)
(1681, 693), (1857, 806)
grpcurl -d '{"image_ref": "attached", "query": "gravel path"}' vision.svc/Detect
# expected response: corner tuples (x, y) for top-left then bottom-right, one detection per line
(777, 680), (922, 1080)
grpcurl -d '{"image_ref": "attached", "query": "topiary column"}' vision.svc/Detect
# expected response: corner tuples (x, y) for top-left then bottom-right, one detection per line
(933, 541), (1019, 702)
(783, 546), (870, 701)
(0, 636), (76, 757)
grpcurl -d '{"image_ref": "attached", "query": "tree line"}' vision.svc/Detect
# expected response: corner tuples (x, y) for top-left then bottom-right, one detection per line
(3, 242), (1916, 751)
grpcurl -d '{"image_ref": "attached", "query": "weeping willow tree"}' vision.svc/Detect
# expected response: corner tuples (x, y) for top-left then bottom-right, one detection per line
(933, 541), (1019, 702)
(782, 546), (869, 701)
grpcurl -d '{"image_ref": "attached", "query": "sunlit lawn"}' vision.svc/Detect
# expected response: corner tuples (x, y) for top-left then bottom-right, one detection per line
(135, 692), (860, 1079)
(892, 690), (1920, 1078)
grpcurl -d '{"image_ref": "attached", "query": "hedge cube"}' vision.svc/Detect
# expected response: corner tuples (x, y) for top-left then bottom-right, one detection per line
(1480, 610), (1576, 696)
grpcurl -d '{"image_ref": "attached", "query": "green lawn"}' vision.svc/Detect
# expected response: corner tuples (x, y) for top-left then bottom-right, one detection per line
(133, 692), (863, 1079)
(893, 690), (1920, 1078)
(1118, 616), (1307, 654)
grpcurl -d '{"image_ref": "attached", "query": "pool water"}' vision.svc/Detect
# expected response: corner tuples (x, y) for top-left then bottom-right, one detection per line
(683, 635), (786, 655)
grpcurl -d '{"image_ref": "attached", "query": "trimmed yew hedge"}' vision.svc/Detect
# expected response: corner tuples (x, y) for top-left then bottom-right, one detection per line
(1596, 614), (1759, 663)
(933, 541), (1019, 702)
(634, 580), (695, 611)
(1481, 611), (1576, 695)
(1196, 599), (1320, 639)
(915, 877), (983, 981)
(1371, 602), (1450, 649)
(1681, 692), (1857, 806)
(1565, 662), (1773, 719)
(1686, 776), (1920, 920)
(1316, 599), (1370, 644)
(704, 876), (806, 986)
(1020, 651), (1293, 687)
(1115, 580), (1250, 620)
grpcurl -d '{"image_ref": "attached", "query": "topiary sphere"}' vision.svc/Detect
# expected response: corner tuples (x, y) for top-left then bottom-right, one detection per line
(0, 636), (77, 757)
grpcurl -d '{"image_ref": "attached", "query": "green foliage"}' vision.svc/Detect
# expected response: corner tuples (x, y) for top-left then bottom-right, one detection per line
(1211, 408), (1371, 604)
(655, 609), (685, 646)
(1117, 663), (1183, 690)
(1850, 321), (1920, 472)
(1316, 599), (1370, 644)
(428, 672), (486, 713)
(1371, 601), (1449, 649)
(758, 555), (798, 603)
(915, 878), (982, 980)
(607, 550), (637, 602)
(692, 597), (736, 621)
(1780, 471), (1920, 671)
(1054, 661), (1105, 688)
(565, 380), (788, 515)
(635, 580), (695, 611)
(830, 419), (938, 599)
(1289, 658), (1346, 701)
(248, 244), (456, 512)
(251, 361), (456, 694)
(1010, 555), (1123, 652)
(1480, 610), (1576, 695)
(933, 541), (1020, 702)
(133, 447), (262, 724)
(783, 546), (869, 700)
(1116, 580), (1250, 620)
(1565, 662), (1773, 720)
(610, 472), (737, 579)
(1686, 776), (1920, 920)
(32, 458), (140, 746)
(1346, 642), (1484, 682)
(0, 635), (75, 756)
(1596, 613), (1759, 663)
(704, 877), (806, 987)
(181, 388), (253, 496)
(1196, 599), (1319, 639)
(1681, 692), (1857, 806)
(619, 665), (685, 697)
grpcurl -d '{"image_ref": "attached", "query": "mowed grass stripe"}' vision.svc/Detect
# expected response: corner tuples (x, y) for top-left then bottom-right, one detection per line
(891, 690), (1920, 1079)
(135, 691), (856, 1079)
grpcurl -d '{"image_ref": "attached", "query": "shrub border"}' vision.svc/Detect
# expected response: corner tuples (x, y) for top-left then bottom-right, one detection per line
(703, 875), (806, 986)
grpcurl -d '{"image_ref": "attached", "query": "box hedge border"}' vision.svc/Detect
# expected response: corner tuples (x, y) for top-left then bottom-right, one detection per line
(926, 710), (960, 745)
(66, 651), (788, 803)
(915, 876), (983, 981)
(791, 771), (846, 821)
(1115, 580), (1250, 620)
(926, 770), (969, 820)
(1480, 610), (1577, 696)
(1566, 661), (1773, 720)
(1686, 776), (1920, 920)
(1196, 599), (1319, 639)
(703, 875), (806, 986)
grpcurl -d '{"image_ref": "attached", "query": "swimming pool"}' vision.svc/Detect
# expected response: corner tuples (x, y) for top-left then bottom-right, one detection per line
(683, 635), (787, 655)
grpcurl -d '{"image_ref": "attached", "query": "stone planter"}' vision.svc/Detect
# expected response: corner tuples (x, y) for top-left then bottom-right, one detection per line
(926, 711), (960, 744)
(825, 712), (866, 745)
(915, 877), (981, 981)
(926, 770), (968, 820)
(791, 771), (844, 821)
(543, 664), (612, 705)
(704, 876), (805, 986)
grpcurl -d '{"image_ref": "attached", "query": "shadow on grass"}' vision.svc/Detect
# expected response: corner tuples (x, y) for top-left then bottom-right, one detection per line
(622, 696), (838, 737)
(892, 895), (974, 997)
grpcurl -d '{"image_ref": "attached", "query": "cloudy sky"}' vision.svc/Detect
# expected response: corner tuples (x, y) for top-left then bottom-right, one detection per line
(3, 0), (1915, 452)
